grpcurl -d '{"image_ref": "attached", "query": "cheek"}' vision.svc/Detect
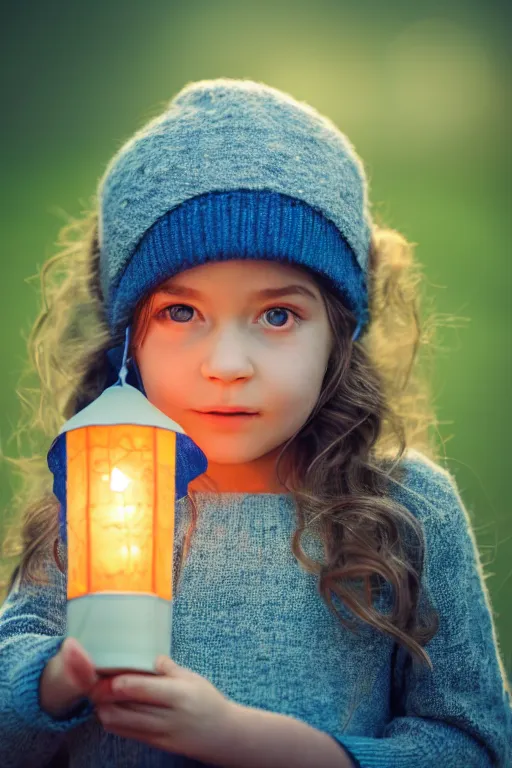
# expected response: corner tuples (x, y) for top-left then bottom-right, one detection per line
(268, 352), (326, 418)
(143, 371), (188, 414)
(135, 345), (188, 410)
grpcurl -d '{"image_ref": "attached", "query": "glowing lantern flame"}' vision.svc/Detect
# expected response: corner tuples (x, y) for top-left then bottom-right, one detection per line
(108, 467), (132, 492)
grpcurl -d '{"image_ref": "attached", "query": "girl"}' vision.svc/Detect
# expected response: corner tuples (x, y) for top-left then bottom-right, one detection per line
(0, 78), (510, 768)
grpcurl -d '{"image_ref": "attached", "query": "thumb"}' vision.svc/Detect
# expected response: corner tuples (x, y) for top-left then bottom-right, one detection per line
(40, 637), (99, 718)
(60, 636), (99, 690)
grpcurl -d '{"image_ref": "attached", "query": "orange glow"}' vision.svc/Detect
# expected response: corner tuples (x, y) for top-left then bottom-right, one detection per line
(66, 425), (176, 601)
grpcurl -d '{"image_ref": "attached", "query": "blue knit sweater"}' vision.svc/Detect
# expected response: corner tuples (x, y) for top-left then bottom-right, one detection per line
(0, 449), (510, 767)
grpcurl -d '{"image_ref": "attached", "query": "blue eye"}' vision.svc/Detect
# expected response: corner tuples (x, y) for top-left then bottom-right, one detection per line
(163, 304), (194, 322)
(263, 308), (295, 327)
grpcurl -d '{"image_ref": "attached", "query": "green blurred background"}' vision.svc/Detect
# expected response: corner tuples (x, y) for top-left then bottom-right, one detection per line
(0, 1), (510, 678)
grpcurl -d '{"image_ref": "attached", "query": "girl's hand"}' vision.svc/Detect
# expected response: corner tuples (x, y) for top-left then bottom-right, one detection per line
(40, 636), (100, 718)
(88, 655), (238, 761)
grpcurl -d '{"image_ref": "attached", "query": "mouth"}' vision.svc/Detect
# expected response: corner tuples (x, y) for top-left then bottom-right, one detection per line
(192, 410), (260, 425)
(194, 411), (259, 417)
(195, 408), (260, 415)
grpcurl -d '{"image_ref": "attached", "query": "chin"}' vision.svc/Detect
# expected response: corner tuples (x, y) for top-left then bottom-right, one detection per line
(198, 447), (265, 465)
(188, 434), (280, 466)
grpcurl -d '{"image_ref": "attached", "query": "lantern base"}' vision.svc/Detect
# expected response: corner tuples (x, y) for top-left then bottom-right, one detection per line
(67, 592), (172, 674)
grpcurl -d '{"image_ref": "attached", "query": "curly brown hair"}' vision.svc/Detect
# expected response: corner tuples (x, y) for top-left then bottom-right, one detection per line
(0, 205), (451, 676)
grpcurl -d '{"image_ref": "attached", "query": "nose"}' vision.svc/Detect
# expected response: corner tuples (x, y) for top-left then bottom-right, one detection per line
(200, 325), (254, 382)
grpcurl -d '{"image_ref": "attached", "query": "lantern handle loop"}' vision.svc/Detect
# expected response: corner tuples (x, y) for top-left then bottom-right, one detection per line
(118, 325), (131, 386)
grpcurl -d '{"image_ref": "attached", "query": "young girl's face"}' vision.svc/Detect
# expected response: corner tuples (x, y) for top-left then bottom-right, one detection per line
(133, 260), (332, 482)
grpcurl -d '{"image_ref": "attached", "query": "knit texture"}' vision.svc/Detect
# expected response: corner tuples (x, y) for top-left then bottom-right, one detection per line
(96, 78), (372, 337)
(1, 449), (510, 767)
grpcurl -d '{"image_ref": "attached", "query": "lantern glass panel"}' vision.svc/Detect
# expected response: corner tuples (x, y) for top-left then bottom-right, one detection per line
(66, 424), (176, 601)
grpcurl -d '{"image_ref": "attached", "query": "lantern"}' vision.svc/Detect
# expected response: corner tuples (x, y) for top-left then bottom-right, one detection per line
(47, 376), (207, 675)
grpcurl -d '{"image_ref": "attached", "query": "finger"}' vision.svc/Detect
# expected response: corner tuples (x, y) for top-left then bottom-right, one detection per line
(88, 672), (155, 703)
(98, 703), (168, 735)
(115, 701), (169, 718)
(95, 675), (183, 707)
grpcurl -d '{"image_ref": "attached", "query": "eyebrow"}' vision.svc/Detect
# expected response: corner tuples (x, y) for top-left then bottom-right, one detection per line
(155, 282), (320, 303)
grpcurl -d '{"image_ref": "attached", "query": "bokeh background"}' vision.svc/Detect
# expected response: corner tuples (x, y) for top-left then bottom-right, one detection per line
(0, 1), (510, 679)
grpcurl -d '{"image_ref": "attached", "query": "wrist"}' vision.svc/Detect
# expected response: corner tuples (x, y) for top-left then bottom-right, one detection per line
(204, 702), (353, 768)
(198, 699), (245, 766)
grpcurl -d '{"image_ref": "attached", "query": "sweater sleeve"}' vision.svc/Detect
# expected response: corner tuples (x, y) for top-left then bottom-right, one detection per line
(0, 542), (95, 768)
(331, 458), (512, 768)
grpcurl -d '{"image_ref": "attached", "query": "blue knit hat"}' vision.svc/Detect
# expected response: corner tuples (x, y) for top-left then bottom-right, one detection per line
(97, 78), (373, 341)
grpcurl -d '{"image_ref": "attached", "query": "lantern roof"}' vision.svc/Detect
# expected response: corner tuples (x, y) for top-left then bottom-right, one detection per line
(57, 383), (186, 436)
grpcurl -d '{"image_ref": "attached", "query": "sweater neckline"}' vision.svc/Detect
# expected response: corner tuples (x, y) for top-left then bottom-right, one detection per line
(188, 491), (293, 497)
(184, 491), (294, 506)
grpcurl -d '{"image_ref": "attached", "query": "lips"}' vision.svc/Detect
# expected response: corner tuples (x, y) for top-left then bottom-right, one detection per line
(195, 412), (259, 417)
(196, 407), (259, 414)
(193, 410), (260, 424)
